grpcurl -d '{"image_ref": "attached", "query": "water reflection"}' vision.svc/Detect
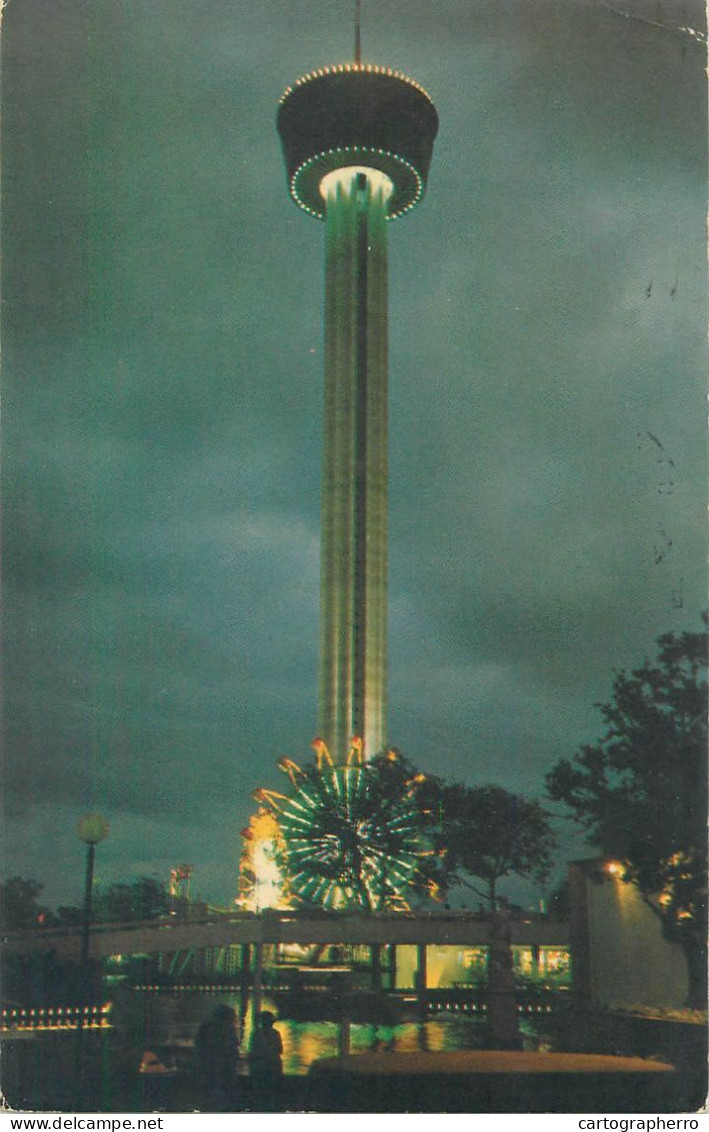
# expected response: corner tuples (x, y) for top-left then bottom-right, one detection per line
(121, 990), (500, 1075)
(252, 1014), (492, 1074)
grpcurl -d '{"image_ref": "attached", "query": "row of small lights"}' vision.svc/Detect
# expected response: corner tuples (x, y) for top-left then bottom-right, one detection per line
(1, 1004), (112, 1031)
(431, 1001), (487, 1013)
(290, 147), (423, 222)
(430, 1002), (555, 1015)
(3, 989), (559, 1014)
(135, 984), (241, 994)
(279, 63), (433, 105)
(134, 982), (332, 994)
(127, 990), (554, 1013)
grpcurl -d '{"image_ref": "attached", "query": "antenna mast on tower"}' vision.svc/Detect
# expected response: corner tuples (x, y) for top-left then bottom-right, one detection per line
(354, 0), (362, 64)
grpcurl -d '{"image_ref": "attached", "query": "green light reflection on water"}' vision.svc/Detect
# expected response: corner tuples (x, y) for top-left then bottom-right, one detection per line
(126, 990), (558, 1076)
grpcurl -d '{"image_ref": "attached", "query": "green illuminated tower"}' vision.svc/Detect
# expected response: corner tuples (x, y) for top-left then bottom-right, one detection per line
(277, 60), (438, 764)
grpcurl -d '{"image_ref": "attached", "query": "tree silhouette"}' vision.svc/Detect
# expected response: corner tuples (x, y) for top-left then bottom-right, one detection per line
(0, 877), (49, 930)
(439, 784), (556, 910)
(546, 620), (708, 1007)
(56, 875), (170, 925)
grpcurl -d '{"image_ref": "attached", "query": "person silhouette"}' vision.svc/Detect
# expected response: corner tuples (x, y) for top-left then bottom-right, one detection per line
(248, 1010), (283, 1082)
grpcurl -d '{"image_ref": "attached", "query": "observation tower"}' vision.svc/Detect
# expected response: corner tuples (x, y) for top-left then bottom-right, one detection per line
(277, 33), (438, 764)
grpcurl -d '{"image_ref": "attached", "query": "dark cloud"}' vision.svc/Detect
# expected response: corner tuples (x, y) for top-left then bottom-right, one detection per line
(3, 0), (705, 906)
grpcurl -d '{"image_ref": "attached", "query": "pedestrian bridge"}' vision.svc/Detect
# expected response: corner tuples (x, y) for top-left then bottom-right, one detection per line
(3, 911), (568, 963)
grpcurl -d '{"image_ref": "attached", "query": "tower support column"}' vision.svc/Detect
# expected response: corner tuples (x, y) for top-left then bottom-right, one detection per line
(318, 170), (389, 763)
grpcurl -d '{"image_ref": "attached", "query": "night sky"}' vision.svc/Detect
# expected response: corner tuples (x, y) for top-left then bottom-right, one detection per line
(3, 0), (706, 910)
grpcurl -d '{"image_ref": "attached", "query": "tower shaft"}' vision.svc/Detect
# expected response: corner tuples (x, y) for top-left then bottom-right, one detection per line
(318, 173), (388, 762)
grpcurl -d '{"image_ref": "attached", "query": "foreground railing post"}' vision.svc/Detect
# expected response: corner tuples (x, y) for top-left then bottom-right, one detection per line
(371, 943), (382, 991)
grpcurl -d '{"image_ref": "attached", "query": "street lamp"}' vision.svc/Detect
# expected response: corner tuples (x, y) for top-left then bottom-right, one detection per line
(73, 813), (108, 1099)
(76, 813), (109, 969)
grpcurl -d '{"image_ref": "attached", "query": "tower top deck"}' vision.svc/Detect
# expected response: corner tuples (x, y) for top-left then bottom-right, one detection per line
(277, 65), (438, 221)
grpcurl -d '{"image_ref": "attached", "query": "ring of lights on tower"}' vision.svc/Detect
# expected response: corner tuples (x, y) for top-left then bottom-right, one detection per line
(277, 65), (439, 220)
